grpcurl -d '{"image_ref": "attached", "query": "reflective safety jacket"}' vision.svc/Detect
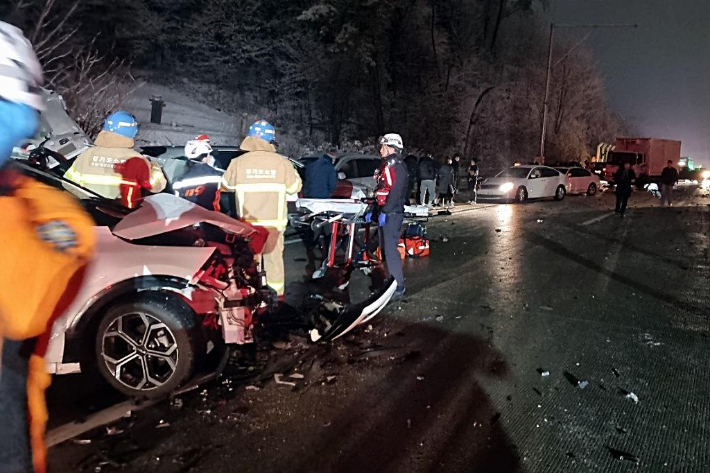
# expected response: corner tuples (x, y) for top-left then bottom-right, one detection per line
(0, 170), (95, 473)
(375, 152), (408, 214)
(172, 159), (223, 211)
(64, 131), (166, 209)
(221, 136), (302, 230)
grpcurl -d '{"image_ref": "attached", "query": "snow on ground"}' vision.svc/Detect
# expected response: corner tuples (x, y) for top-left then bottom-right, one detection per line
(121, 81), (243, 147)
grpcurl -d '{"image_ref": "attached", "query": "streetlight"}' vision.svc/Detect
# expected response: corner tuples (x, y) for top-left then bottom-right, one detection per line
(539, 22), (637, 164)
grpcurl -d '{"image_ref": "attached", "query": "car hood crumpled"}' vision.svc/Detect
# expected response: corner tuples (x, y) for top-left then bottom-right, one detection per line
(113, 193), (258, 240)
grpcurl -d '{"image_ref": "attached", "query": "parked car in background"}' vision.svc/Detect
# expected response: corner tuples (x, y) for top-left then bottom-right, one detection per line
(477, 165), (570, 202)
(297, 153), (381, 192)
(555, 167), (601, 195)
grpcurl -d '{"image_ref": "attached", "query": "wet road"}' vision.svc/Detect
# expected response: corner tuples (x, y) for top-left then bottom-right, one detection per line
(48, 184), (710, 472)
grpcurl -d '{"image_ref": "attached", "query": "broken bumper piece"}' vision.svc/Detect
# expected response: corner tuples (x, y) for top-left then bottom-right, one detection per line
(310, 278), (398, 342)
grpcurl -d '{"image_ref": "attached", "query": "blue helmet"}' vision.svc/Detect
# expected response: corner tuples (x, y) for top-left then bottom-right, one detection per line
(246, 120), (275, 143)
(103, 111), (138, 138)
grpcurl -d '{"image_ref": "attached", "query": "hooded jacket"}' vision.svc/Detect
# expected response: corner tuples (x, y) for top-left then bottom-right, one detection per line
(65, 131), (166, 208)
(221, 136), (302, 230)
(418, 156), (437, 181)
(0, 171), (95, 473)
(303, 154), (336, 199)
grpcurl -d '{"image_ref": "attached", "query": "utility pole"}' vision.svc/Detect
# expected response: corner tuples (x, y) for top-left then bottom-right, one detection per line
(539, 23), (637, 164)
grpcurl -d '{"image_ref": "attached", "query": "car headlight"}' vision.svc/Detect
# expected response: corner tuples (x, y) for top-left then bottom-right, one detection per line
(499, 182), (514, 192)
(702, 170), (710, 180)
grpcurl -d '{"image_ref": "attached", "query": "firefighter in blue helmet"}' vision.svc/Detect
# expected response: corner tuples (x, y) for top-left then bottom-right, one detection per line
(366, 133), (408, 299)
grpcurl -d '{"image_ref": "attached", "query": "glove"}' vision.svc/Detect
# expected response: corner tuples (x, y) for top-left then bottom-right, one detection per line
(378, 213), (387, 227)
(365, 212), (373, 223)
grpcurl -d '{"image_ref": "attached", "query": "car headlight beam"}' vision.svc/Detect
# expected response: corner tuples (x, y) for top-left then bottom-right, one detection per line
(701, 170), (710, 180)
(499, 182), (514, 192)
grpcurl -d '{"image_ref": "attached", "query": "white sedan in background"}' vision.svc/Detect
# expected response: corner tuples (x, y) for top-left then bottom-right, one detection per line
(478, 165), (570, 202)
(555, 167), (601, 195)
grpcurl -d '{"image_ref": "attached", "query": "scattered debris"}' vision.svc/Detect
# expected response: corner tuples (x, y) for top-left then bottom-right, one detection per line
(105, 426), (123, 436)
(606, 446), (640, 464)
(245, 385), (261, 391)
(539, 305), (553, 311)
(289, 373), (305, 379)
(532, 388), (542, 396)
(156, 420), (171, 429)
(170, 398), (183, 410)
(435, 315), (444, 322)
(566, 452), (576, 459)
(416, 376), (425, 381)
(578, 381), (589, 389)
(612, 368), (620, 377)
(537, 219), (544, 223)
(326, 376), (338, 384)
(274, 373), (297, 387)
(537, 368), (550, 377)
(563, 371), (588, 389)
(616, 425), (628, 434)
(407, 419), (412, 429)
(271, 340), (291, 350)
(495, 228), (502, 233)
(624, 392), (639, 403)
(440, 236), (450, 242)
(73, 439), (92, 445)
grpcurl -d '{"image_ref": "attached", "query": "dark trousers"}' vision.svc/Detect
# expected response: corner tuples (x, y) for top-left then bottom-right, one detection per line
(615, 192), (629, 214)
(381, 212), (405, 288)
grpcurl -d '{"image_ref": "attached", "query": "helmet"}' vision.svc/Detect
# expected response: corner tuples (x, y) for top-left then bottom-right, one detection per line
(103, 111), (138, 138)
(195, 134), (211, 143)
(246, 120), (275, 143)
(184, 139), (213, 160)
(379, 133), (403, 150)
(0, 22), (43, 110)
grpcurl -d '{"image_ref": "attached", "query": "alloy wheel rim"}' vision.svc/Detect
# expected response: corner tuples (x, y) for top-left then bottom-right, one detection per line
(101, 312), (178, 391)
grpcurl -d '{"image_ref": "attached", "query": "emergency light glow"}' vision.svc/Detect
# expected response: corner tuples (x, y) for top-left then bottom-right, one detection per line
(702, 170), (710, 180)
(499, 182), (515, 192)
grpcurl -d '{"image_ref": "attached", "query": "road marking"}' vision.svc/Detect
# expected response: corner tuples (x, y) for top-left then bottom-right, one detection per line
(581, 213), (614, 226)
(47, 399), (157, 447)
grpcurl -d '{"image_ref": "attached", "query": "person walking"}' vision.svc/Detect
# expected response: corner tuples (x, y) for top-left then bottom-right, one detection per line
(467, 158), (479, 204)
(221, 120), (302, 299)
(614, 161), (636, 217)
(368, 133), (408, 299)
(418, 153), (436, 207)
(436, 156), (455, 208)
(660, 160), (679, 207)
(302, 152), (337, 199)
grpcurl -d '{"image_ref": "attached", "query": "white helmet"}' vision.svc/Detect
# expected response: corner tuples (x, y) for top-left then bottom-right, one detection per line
(184, 139), (213, 159)
(0, 22), (43, 110)
(379, 133), (403, 150)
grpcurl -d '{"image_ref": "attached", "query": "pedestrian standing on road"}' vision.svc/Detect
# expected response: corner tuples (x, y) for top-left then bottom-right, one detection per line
(452, 153), (462, 195)
(614, 162), (636, 217)
(660, 160), (679, 207)
(404, 154), (419, 204)
(367, 133), (408, 299)
(467, 158), (479, 204)
(437, 156), (455, 208)
(302, 151), (337, 199)
(418, 153), (437, 207)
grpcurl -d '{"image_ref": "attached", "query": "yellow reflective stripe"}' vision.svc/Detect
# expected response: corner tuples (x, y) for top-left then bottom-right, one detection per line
(285, 180), (301, 194)
(266, 280), (284, 291)
(235, 183), (287, 192)
(149, 165), (164, 185)
(245, 218), (288, 229)
(64, 167), (83, 184)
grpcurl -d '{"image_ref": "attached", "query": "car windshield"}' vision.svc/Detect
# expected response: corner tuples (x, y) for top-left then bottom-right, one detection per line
(497, 167), (530, 179)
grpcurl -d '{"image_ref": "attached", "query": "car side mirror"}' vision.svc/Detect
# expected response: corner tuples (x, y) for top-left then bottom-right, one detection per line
(338, 172), (346, 180)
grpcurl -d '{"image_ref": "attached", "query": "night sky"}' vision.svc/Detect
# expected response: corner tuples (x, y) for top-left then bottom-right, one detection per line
(549, 0), (709, 166)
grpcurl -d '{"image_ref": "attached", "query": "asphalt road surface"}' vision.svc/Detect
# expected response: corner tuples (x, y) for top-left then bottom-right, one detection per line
(47, 183), (710, 472)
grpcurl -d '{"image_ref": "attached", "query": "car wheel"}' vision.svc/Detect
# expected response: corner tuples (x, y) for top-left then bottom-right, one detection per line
(95, 293), (205, 399)
(587, 183), (597, 196)
(515, 186), (528, 203)
(554, 185), (566, 201)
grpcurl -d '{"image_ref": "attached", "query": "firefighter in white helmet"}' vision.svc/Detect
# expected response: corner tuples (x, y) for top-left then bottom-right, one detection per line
(221, 120), (302, 299)
(170, 139), (223, 211)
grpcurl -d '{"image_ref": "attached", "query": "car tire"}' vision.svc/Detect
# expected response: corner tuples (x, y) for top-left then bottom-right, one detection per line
(515, 186), (528, 203)
(587, 183), (597, 196)
(94, 293), (205, 399)
(554, 185), (566, 201)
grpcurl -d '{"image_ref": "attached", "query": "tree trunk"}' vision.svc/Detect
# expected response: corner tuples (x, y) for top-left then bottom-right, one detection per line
(430, 2), (441, 79)
(464, 86), (495, 158)
(489, 0), (507, 53)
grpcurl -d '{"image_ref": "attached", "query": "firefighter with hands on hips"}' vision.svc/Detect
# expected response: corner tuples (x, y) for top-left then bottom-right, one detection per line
(366, 133), (408, 300)
(0, 21), (95, 473)
(221, 120), (302, 300)
(64, 111), (166, 209)
(171, 137), (223, 211)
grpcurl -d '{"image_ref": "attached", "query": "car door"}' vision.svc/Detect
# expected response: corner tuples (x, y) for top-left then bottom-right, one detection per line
(526, 167), (546, 197)
(539, 167), (562, 196)
(568, 168), (588, 194)
(352, 158), (381, 190)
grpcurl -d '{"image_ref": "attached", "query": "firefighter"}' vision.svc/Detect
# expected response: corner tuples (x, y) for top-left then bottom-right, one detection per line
(221, 120), (302, 299)
(64, 111), (166, 209)
(171, 139), (223, 211)
(367, 133), (408, 299)
(0, 21), (95, 473)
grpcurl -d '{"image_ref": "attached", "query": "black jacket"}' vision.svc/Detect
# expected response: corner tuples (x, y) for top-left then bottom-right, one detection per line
(614, 168), (636, 196)
(660, 166), (679, 186)
(172, 159), (223, 211)
(418, 156), (436, 180)
(437, 163), (455, 194)
(404, 155), (419, 183)
(377, 152), (409, 214)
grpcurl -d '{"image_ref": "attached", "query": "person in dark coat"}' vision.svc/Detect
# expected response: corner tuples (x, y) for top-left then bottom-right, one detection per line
(436, 156), (455, 208)
(452, 153), (462, 194)
(660, 160), (679, 207)
(467, 158), (479, 203)
(303, 152), (337, 199)
(614, 162), (636, 217)
(418, 153), (437, 206)
(403, 154), (419, 203)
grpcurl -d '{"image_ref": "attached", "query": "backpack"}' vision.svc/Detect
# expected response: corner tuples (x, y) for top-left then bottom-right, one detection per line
(402, 223), (430, 258)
